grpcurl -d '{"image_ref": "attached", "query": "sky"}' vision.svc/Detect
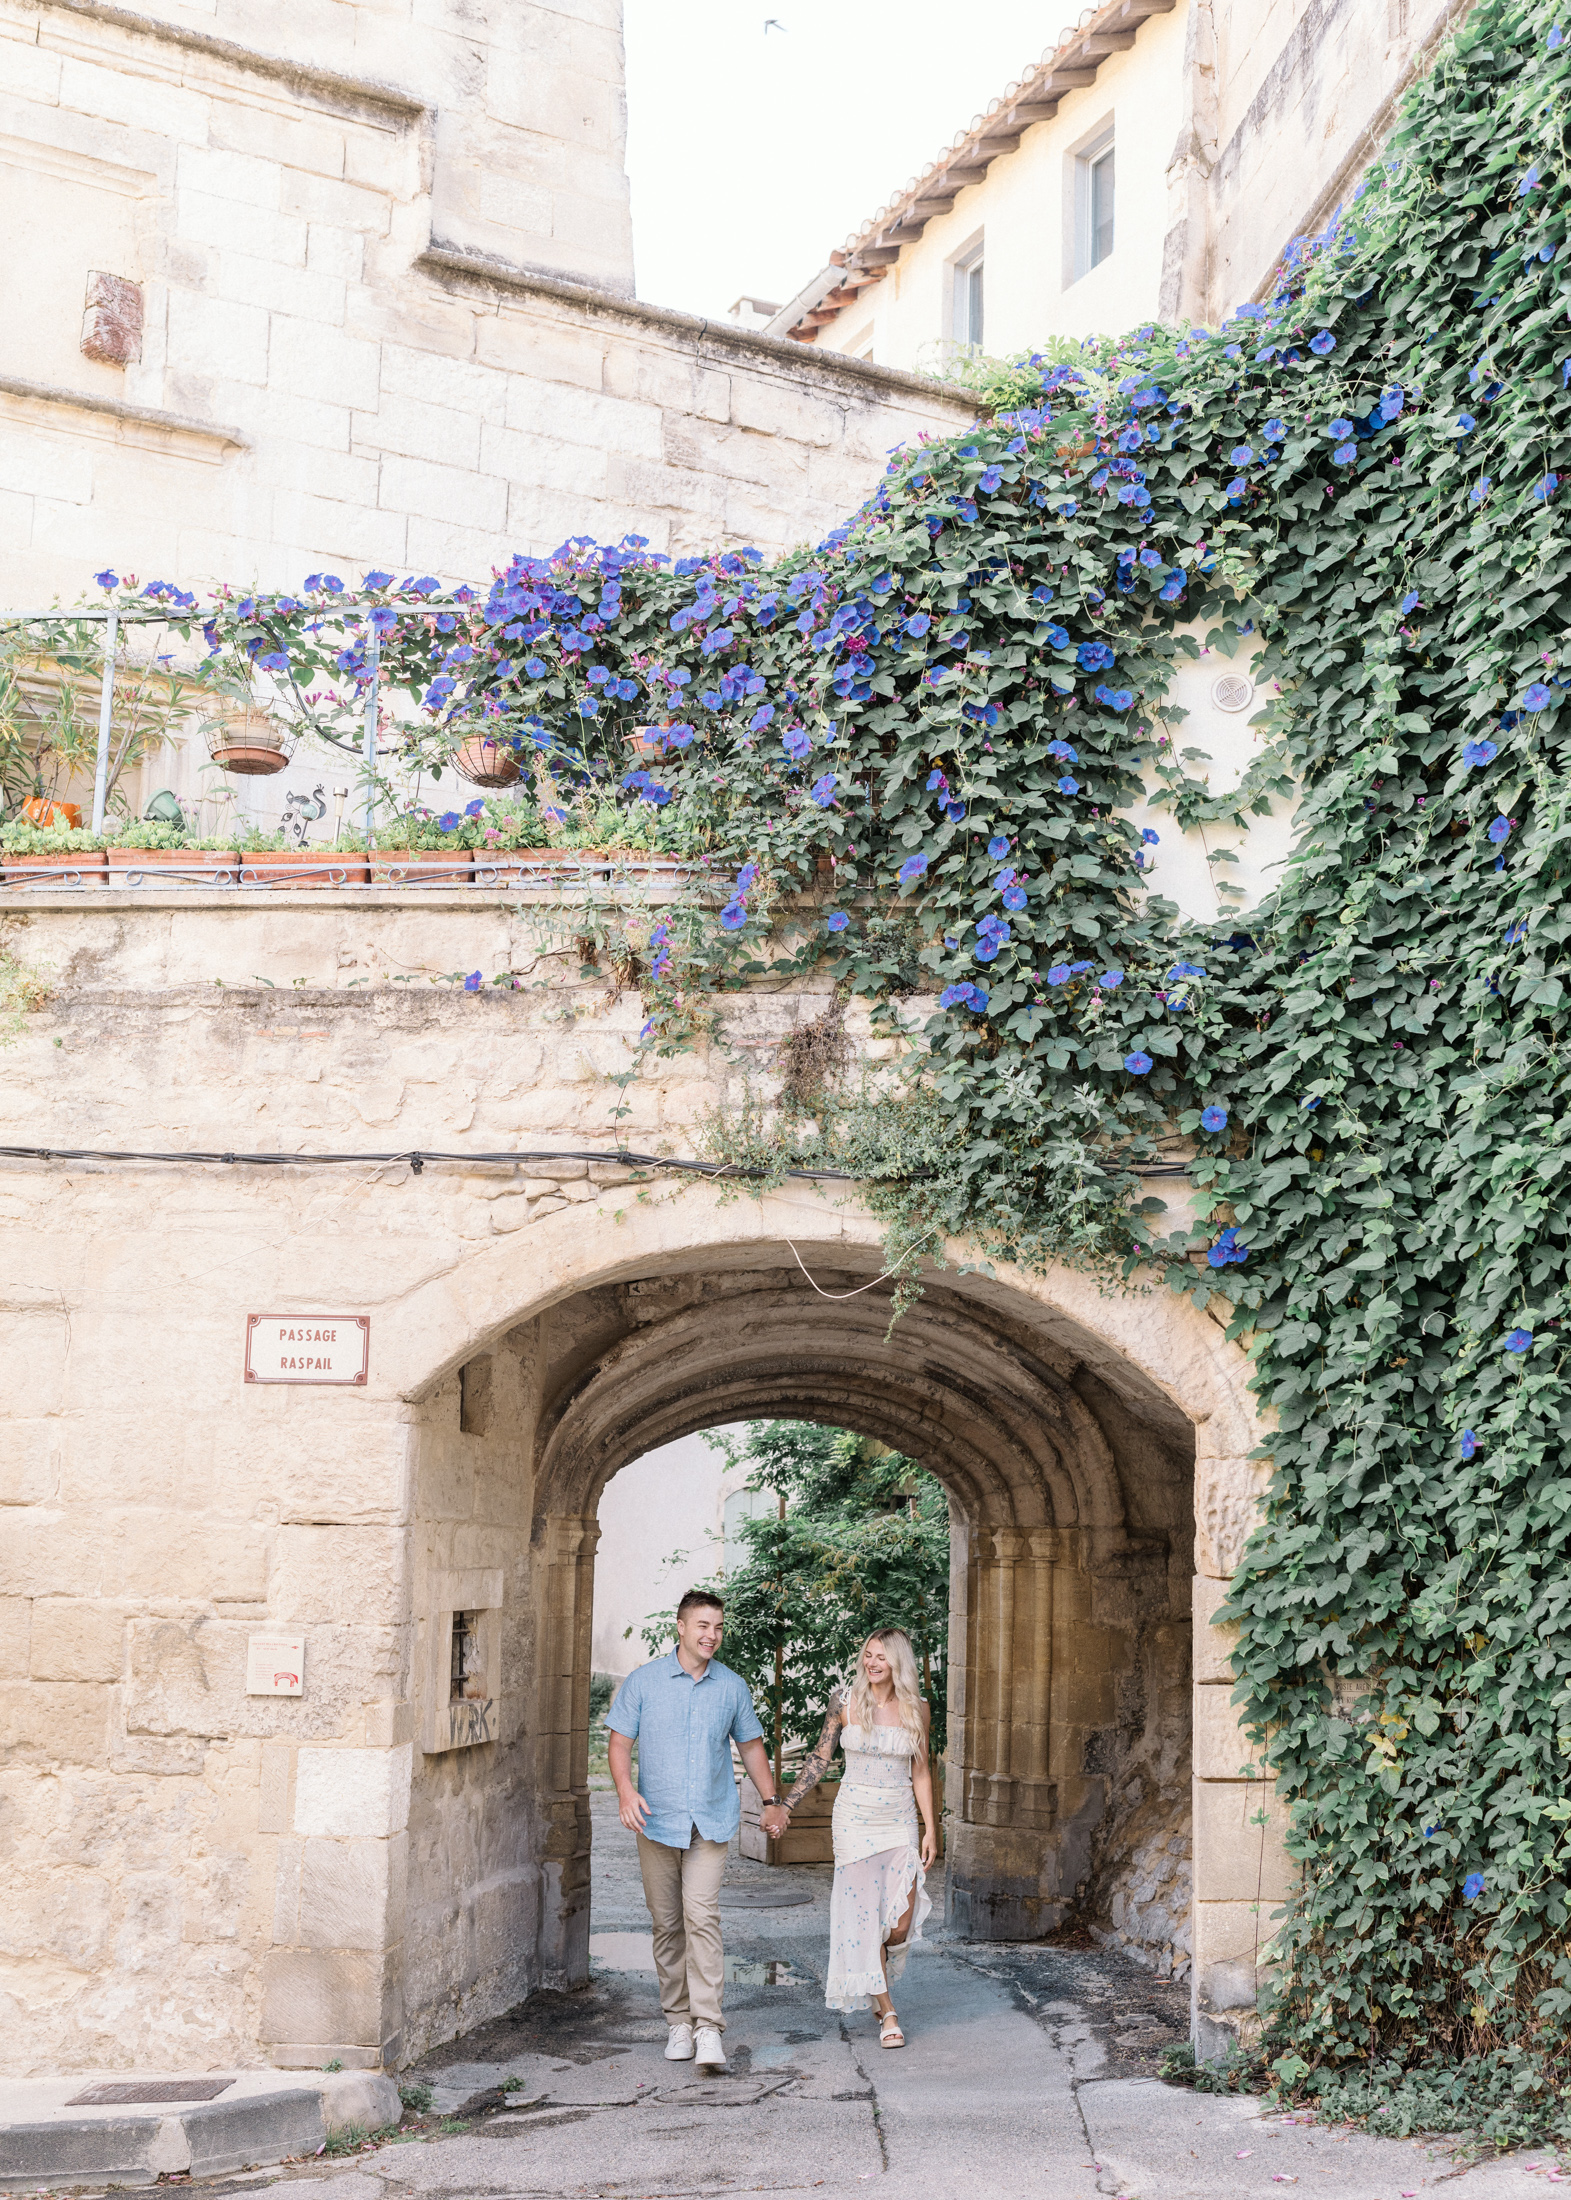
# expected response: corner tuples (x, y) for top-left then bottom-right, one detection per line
(622, 0), (1057, 322)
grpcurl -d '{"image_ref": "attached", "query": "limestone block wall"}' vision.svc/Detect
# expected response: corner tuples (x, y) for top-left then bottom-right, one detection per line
(0, 891), (1276, 2072)
(0, 0), (974, 614)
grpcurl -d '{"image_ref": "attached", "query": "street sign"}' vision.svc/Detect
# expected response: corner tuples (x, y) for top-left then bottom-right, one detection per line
(245, 1314), (369, 1385)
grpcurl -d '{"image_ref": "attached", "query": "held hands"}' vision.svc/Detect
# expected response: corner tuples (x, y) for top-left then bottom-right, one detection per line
(759, 1802), (791, 1840)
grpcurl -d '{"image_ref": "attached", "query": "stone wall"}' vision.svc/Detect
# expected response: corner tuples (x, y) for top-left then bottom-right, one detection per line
(0, 889), (1279, 2073)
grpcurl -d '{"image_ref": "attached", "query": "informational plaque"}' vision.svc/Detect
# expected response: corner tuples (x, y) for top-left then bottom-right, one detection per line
(246, 1631), (305, 1696)
(245, 1315), (369, 1386)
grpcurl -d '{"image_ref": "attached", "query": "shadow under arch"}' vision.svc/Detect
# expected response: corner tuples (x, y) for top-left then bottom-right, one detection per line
(391, 1182), (1263, 2060)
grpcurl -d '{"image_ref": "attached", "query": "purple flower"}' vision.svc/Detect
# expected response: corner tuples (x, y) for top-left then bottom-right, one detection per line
(1525, 682), (1553, 710)
(463, 970), (482, 991)
(1309, 330), (1336, 355)
(826, 911), (849, 933)
(898, 853), (929, 884)
(1124, 1050), (1153, 1074)
(1057, 775), (1079, 795)
(1201, 1105), (1229, 1132)
(1002, 885), (1027, 911)
(1141, 828), (1160, 845)
(988, 834), (1010, 857)
(1101, 968), (1124, 988)
(94, 569), (118, 589)
(1401, 591), (1421, 613)
(1460, 1429), (1478, 1460)
(1462, 740), (1498, 768)
(1488, 817), (1511, 844)
(810, 774), (838, 807)
(1504, 1328), (1533, 1353)
(750, 704), (776, 731)
(1463, 1873), (1486, 1900)
(1046, 964), (1071, 985)
(1334, 442), (1357, 464)
(720, 900), (748, 931)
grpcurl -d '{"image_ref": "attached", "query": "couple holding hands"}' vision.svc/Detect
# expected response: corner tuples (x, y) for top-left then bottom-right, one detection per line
(608, 1589), (938, 2060)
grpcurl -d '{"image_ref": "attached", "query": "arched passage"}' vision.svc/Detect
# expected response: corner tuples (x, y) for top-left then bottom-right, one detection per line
(379, 1185), (1271, 2065)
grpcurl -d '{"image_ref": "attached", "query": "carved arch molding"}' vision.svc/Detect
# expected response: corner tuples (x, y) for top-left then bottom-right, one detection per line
(523, 1258), (1196, 1948)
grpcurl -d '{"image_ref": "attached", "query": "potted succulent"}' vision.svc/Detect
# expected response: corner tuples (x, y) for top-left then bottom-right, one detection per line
(235, 827), (369, 890)
(106, 819), (241, 886)
(470, 794), (557, 888)
(0, 818), (108, 886)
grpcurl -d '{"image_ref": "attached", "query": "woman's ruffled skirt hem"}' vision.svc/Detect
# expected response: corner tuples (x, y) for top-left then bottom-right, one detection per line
(823, 1841), (931, 2013)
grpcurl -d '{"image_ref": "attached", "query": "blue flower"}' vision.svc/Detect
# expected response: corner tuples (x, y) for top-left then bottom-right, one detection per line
(826, 911), (850, 933)
(1462, 739), (1498, 768)
(810, 774), (838, 807)
(465, 799), (484, 818)
(1047, 964), (1071, 986)
(1077, 640), (1115, 672)
(988, 835), (1010, 857)
(1463, 1873), (1486, 1900)
(1002, 885), (1027, 912)
(524, 656), (546, 678)
(720, 901), (748, 931)
(1401, 590), (1421, 614)
(1329, 418), (1355, 438)
(1101, 969), (1124, 987)
(1124, 1050), (1153, 1074)
(1141, 828), (1160, 845)
(1471, 479), (1493, 505)
(1264, 418), (1286, 441)
(1058, 775), (1079, 795)
(1461, 1429), (1478, 1460)
(1456, 413), (1476, 435)
(94, 569), (118, 589)
(1488, 817), (1511, 843)
(750, 704), (776, 731)
(1048, 741), (1078, 762)
(979, 467), (1002, 492)
(1518, 165), (1541, 197)
(1309, 330), (1336, 355)
(898, 853), (929, 884)
(1551, 24), (1564, 46)
(1059, 499), (1078, 517)
(1504, 1328), (1533, 1353)
(1535, 474), (1560, 501)
(462, 970), (483, 992)
(905, 612), (931, 636)
(1525, 682), (1553, 710)
(1334, 441), (1357, 464)
(1230, 445), (1253, 465)
(1201, 1105), (1229, 1132)
(1302, 1096), (1322, 1111)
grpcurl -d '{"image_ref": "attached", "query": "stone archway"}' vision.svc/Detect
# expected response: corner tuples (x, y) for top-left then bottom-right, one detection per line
(382, 1183), (1275, 2066)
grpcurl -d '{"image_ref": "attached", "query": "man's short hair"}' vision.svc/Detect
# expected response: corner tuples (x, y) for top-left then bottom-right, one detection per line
(676, 1588), (724, 1619)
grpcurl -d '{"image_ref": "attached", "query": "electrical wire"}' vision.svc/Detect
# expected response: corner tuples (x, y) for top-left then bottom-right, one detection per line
(0, 1142), (1194, 1179)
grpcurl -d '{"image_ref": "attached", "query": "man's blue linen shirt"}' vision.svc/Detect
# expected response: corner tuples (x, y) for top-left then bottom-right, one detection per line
(606, 1650), (765, 1848)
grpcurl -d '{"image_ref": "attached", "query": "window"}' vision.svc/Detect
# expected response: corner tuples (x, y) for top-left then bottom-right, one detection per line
(723, 1486), (773, 1572)
(951, 239), (984, 352)
(1074, 131), (1115, 280)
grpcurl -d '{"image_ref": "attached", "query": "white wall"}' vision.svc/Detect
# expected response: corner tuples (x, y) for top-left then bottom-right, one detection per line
(591, 1427), (752, 1678)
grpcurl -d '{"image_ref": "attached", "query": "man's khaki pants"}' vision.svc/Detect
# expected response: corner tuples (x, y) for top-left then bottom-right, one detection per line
(636, 1826), (728, 2032)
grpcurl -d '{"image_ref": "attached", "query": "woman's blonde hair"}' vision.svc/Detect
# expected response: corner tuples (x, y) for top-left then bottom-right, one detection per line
(844, 1627), (927, 1743)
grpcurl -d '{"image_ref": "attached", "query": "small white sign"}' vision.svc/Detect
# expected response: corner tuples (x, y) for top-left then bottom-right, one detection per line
(246, 1632), (305, 1696)
(245, 1315), (369, 1386)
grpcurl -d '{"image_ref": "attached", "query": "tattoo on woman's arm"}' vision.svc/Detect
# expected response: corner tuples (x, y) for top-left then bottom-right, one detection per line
(784, 1700), (843, 1807)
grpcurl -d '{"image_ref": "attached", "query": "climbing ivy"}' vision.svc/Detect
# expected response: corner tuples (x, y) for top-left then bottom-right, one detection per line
(69, 0), (1571, 2111)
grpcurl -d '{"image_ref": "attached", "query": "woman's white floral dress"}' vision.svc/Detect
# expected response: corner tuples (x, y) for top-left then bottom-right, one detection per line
(825, 1721), (932, 2012)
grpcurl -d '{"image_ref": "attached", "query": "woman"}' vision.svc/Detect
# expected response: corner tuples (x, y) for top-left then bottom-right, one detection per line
(760, 1628), (937, 2048)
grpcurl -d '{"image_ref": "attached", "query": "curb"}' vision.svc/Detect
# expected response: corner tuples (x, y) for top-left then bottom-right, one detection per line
(0, 2070), (401, 2191)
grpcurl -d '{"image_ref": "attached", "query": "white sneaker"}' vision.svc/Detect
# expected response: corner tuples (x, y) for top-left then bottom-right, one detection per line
(694, 2025), (726, 2070)
(665, 2023), (695, 2060)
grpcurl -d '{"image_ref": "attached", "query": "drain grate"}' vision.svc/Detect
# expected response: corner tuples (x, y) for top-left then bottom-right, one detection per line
(65, 2078), (236, 2106)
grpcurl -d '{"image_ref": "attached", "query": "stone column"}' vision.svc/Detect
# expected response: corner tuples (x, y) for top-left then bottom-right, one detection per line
(1191, 1452), (1292, 2056)
(533, 1514), (598, 1987)
(947, 1525), (1062, 1938)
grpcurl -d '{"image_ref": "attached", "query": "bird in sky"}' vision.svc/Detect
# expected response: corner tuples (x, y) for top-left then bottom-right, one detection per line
(764, 16), (787, 30)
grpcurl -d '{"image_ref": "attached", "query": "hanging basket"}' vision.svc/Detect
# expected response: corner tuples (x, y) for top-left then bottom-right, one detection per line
(205, 706), (296, 777)
(625, 724), (669, 758)
(453, 734), (522, 789)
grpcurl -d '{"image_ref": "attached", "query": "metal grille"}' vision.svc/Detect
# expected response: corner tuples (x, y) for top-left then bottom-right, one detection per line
(451, 1610), (478, 1701)
(66, 2079), (235, 2105)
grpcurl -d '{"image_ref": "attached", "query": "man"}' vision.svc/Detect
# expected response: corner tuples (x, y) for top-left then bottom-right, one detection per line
(607, 1588), (782, 2071)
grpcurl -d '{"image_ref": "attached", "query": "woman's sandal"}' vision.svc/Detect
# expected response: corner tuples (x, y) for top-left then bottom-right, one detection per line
(879, 2008), (905, 2049)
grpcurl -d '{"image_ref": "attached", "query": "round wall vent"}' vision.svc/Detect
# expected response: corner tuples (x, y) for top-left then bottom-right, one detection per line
(1210, 672), (1255, 714)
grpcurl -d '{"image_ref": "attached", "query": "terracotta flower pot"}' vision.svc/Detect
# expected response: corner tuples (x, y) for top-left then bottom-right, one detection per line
(2, 849), (107, 887)
(470, 846), (561, 888)
(625, 725), (670, 758)
(106, 846), (240, 886)
(237, 849), (370, 888)
(369, 848), (475, 885)
(453, 735), (523, 788)
(205, 707), (295, 776)
(21, 797), (83, 829)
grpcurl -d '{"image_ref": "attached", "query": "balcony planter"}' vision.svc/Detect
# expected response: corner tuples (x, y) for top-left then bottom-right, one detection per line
(238, 849), (371, 888)
(2, 848), (108, 887)
(453, 734), (523, 788)
(369, 848), (475, 886)
(107, 844), (240, 886)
